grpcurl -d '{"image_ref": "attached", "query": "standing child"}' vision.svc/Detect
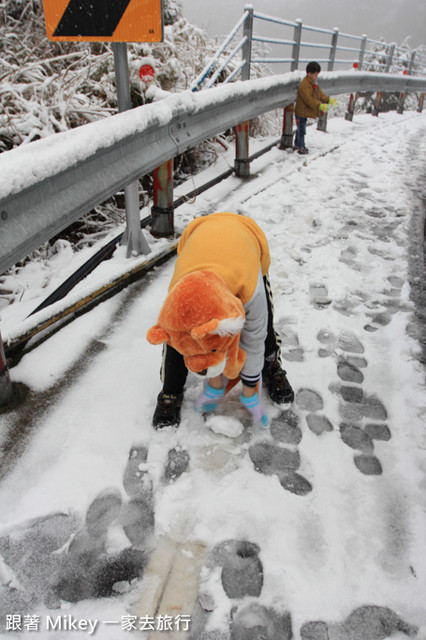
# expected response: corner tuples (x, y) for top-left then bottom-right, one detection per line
(294, 61), (335, 154)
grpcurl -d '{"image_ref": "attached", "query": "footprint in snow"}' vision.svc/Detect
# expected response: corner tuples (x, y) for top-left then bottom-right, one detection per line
(249, 436), (312, 496)
(300, 604), (417, 640)
(309, 282), (332, 308)
(295, 388), (334, 438)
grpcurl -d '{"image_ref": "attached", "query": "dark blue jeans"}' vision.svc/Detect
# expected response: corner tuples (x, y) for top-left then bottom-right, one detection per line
(294, 116), (307, 150)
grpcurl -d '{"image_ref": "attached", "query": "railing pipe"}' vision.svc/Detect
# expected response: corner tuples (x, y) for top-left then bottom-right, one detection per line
(253, 12), (296, 28)
(300, 42), (334, 50)
(300, 23), (335, 35)
(252, 35), (296, 46)
(223, 61), (246, 83)
(205, 37), (247, 89)
(190, 9), (250, 91)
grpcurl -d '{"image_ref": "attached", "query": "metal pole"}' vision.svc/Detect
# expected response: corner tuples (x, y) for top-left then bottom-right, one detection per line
(112, 43), (150, 257)
(385, 43), (395, 72)
(317, 110), (328, 132)
(234, 121), (250, 177)
(242, 5), (254, 81)
(397, 70), (409, 114)
(345, 92), (358, 121)
(291, 19), (302, 71)
(372, 92), (383, 116)
(151, 159), (174, 237)
(359, 35), (367, 68)
(408, 51), (416, 75)
(328, 28), (339, 71)
(279, 104), (294, 149)
(0, 329), (12, 407)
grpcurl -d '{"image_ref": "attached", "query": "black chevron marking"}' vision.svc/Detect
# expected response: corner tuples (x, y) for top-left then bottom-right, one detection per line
(54, 0), (132, 37)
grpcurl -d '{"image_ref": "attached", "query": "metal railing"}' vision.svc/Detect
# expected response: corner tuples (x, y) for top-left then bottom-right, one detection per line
(191, 5), (426, 90)
(1, 70), (426, 276)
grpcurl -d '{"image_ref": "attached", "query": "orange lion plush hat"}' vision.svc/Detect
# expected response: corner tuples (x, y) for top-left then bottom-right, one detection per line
(146, 270), (246, 379)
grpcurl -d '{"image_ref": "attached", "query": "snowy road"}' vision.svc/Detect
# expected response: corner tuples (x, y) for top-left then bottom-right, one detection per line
(0, 111), (426, 639)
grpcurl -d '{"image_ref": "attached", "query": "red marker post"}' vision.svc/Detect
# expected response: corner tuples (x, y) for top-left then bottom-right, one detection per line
(397, 69), (409, 114)
(145, 63), (175, 237)
(345, 63), (359, 122)
(280, 104), (295, 150)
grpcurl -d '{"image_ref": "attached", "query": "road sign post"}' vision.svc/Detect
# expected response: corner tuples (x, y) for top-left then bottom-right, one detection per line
(41, 0), (163, 257)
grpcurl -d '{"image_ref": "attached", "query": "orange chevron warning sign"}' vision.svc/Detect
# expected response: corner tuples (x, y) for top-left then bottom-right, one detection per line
(42, 0), (163, 42)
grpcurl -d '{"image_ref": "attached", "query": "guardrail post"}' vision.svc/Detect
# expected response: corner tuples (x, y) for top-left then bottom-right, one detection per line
(242, 5), (254, 81)
(317, 110), (328, 132)
(372, 43), (395, 118)
(385, 43), (395, 72)
(397, 70), (409, 114)
(151, 159), (174, 237)
(345, 92), (358, 121)
(418, 94), (425, 113)
(358, 35), (367, 68)
(279, 104), (294, 149)
(113, 43), (150, 257)
(291, 19), (302, 71)
(372, 92), (383, 116)
(408, 50), (417, 75)
(234, 121), (250, 177)
(0, 329), (12, 407)
(328, 28), (339, 71)
(345, 63), (360, 121)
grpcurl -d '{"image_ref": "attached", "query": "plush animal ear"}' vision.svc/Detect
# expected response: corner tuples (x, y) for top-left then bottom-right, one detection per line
(191, 319), (220, 339)
(146, 325), (170, 345)
(213, 316), (245, 336)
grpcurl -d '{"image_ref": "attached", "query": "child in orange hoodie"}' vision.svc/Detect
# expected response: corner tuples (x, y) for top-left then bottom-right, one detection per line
(147, 212), (294, 429)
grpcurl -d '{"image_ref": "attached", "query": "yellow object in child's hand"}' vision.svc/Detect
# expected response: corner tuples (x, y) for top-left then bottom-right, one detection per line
(319, 103), (330, 113)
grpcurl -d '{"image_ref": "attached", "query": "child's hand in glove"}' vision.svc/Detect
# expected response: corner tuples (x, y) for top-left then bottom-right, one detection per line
(240, 392), (269, 427)
(319, 103), (330, 113)
(195, 382), (225, 413)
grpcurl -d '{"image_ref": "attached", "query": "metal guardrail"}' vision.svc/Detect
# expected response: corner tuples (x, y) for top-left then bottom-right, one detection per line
(1, 70), (426, 276)
(191, 5), (426, 90)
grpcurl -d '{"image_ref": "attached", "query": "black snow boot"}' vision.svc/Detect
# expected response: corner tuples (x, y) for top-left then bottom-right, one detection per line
(263, 356), (294, 405)
(152, 391), (183, 429)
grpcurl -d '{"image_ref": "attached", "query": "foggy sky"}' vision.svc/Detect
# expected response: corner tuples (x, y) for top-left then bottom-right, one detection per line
(181, 0), (425, 50)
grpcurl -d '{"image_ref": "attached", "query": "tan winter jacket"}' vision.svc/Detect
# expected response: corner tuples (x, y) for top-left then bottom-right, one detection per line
(295, 75), (330, 119)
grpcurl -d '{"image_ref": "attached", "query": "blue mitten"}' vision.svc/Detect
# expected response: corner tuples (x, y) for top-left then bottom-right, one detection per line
(240, 393), (269, 427)
(195, 383), (225, 413)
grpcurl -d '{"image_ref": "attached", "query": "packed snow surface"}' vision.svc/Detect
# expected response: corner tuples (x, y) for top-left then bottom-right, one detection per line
(0, 110), (426, 639)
